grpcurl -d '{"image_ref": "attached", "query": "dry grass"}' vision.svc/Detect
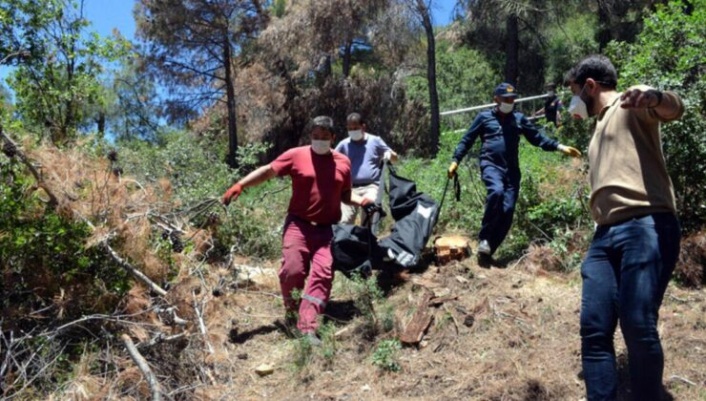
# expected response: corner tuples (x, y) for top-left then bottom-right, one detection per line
(34, 240), (706, 401)
(52, 253), (699, 401)
(27, 141), (185, 282)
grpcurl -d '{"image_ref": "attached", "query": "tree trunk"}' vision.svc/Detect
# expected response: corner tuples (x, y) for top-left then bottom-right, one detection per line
(96, 112), (106, 137)
(504, 14), (519, 85)
(596, 0), (612, 51)
(342, 39), (353, 78)
(418, 0), (439, 156)
(223, 36), (238, 169)
(315, 54), (332, 87)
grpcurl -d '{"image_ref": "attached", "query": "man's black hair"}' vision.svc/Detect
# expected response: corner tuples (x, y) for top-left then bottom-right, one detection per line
(311, 115), (334, 133)
(565, 54), (618, 89)
(346, 112), (364, 125)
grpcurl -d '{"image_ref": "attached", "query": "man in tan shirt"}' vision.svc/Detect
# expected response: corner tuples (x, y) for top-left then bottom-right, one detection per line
(565, 54), (684, 401)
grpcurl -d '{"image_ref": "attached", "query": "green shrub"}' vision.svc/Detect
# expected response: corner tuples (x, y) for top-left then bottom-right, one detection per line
(291, 335), (314, 372)
(213, 177), (289, 259)
(317, 321), (338, 364)
(336, 273), (396, 338)
(118, 129), (241, 205)
(371, 339), (402, 372)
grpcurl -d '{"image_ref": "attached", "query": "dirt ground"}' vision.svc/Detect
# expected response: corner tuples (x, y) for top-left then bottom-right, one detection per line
(125, 250), (706, 401)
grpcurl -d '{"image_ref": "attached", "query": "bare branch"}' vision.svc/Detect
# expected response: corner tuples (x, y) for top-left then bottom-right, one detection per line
(192, 290), (214, 355)
(121, 334), (163, 401)
(162, 59), (223, 81)
(101, 241), (168, 297)
(136, 333), (188, 350)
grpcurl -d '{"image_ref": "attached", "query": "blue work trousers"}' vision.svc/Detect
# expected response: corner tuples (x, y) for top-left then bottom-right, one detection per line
(479, 165), (520, 254)
(580, 212), (680, 401)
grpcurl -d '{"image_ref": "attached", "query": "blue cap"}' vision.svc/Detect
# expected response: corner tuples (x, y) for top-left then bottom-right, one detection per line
(494, 82), (519, 98)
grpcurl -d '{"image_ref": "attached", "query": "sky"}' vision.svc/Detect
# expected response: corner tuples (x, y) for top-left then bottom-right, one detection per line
(0, 0), (458, 95)
(82, 0), (457, 39)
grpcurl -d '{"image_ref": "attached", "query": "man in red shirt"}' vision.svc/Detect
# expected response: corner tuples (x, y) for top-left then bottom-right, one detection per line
(222, 116), (373, 344)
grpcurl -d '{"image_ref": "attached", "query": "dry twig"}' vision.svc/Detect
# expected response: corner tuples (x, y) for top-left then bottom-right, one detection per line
(121, 334), (162, 401)
(100, 240), (168, 297)
(193, 291), (214, 355)
(669, 375), (697, 386)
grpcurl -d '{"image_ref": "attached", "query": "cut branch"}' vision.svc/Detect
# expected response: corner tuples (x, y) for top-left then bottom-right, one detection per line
(137, 333), (188, 350)
(121, 334), (162, 401)
(100, 241), (168, 297)
(193, 291), (214, 355)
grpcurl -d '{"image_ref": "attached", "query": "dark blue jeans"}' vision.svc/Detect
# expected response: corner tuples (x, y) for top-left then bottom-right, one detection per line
(479, 165), (520, 254)
(580, 212), (680, 401)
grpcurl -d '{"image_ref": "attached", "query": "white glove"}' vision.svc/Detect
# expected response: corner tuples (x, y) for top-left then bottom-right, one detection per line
(383, 150), (392, 162)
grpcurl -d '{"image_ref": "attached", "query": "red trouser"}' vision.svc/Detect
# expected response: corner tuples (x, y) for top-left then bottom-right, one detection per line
(279, 215), (335, 334)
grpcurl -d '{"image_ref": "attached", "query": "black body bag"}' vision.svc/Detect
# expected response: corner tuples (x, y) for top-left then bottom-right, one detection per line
(332, 162), (440, 277)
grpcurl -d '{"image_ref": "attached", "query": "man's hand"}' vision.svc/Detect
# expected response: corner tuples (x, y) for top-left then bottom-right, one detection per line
(558, 144), (581, 158)
(383, 150), (392, 162)
(448, 161), (459, 178)
(222, 183), (243, 206)
(620, 88), (662, 109)
(360, 197), (380, 214)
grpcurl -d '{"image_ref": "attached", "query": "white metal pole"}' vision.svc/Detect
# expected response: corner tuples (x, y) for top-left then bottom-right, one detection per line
(440, 94), (549, 116)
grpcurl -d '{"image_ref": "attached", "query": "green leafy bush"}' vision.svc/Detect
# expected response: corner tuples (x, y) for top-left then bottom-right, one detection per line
(340, 274), (387, 337)
(371, 338), (402, 372)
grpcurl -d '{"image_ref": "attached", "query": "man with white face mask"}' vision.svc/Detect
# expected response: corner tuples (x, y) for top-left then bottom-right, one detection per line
(221, 116), (373, 345)
(448, 82), (581, 265)
(335, 112), (398, 225)
(565, 54), (684, 401)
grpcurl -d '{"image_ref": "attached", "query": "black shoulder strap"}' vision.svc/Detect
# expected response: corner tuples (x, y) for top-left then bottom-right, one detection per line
(361, 160), (388, 234)
(437, 173), (460, 221)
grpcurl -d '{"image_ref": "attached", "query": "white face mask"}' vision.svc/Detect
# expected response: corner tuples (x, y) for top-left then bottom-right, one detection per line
(347, 130), (363, 141)
(568, 95), (589, 120)
(311, 140), (331, 155)
(498, 102), (514, 114)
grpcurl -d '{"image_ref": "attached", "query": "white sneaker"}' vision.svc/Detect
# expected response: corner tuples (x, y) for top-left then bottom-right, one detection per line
(304, 332), (322, 347)
(477, 240), (491, 255)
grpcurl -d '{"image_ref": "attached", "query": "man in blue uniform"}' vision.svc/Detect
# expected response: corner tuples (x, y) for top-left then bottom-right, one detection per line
(448, 82), (581, 262)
